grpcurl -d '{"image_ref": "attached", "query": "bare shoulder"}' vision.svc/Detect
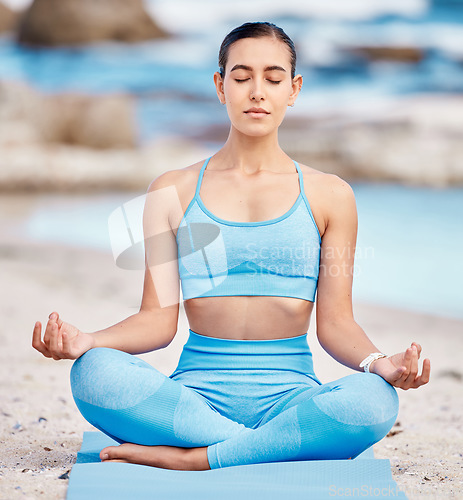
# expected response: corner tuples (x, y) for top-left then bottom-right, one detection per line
(144, 159), (206, 230)
(146, 159), (205, 194)
(297, 162), (357, 233)
(299, 162), (354, 198)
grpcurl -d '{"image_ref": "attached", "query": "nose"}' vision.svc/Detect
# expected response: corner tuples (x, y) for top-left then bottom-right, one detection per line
(250, 80), (265, 101)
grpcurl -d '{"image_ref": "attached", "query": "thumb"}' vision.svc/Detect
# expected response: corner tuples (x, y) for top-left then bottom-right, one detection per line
(389, 364), (406, 382)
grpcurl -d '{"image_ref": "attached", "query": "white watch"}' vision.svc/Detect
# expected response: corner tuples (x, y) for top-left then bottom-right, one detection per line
(359, 352), (387, 373)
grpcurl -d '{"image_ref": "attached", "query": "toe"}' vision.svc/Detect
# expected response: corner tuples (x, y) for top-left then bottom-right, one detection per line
(100, 445), (123, 462)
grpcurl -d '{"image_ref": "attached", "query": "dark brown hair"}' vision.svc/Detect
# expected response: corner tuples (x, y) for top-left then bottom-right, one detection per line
(218, 22), (297, 79)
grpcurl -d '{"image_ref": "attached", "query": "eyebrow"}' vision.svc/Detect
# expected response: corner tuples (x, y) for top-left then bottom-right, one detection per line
(230, 64), (286, 73)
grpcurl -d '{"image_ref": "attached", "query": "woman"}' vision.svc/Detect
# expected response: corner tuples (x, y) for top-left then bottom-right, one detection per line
(32, 22), (430, 471)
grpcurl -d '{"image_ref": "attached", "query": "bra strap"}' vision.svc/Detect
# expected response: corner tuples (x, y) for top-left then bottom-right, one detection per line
(195, 157), (212, 198)
(294, 160), (322, 244)
(294, 160), (305, 195)
(197, 158), (305, 198)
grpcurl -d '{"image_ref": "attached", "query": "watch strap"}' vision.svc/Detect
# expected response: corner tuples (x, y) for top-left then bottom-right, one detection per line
(359, 352), (388, 373)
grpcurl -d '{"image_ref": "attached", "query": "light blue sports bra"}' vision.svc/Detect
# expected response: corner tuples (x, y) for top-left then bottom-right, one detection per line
(176, 157), (322, 302)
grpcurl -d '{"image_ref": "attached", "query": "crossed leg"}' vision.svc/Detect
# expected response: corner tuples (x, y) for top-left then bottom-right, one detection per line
(70, 347), (248, 469)
(206, 372), (399, 468)
(70, 348), (399, 470)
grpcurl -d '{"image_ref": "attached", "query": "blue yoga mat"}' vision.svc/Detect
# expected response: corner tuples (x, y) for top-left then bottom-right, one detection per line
(67, 432), (407, 499)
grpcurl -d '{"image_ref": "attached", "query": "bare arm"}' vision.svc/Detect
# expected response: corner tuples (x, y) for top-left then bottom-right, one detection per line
(86, 173), (181, 354)
(315, 175), (430, 389)
(33, 171), (182, 359)
(315, 175), (378, 369)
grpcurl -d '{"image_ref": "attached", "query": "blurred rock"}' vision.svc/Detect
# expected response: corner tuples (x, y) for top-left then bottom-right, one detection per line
(17, 0), (168, 46)
(0, 138), (209, 191)
(43, 94), (137, 149)
(280, 95), (463, 187)
(0, 81), (136, 149)
(0, 2), (19, 33)
(0, 82), (209, 191)
(345, 46), (425, 63)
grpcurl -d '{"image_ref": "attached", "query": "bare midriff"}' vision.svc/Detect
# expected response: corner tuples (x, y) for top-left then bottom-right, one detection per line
(184, 296), (314, 340)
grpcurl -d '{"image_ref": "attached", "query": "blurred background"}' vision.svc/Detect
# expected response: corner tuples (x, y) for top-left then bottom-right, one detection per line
(1, 0), (462, 319)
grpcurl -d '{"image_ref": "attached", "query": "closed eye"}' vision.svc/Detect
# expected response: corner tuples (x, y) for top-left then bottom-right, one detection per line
(234, 78), (281, 84)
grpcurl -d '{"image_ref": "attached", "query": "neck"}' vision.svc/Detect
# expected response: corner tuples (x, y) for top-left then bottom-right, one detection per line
(214, 126), (290, 174)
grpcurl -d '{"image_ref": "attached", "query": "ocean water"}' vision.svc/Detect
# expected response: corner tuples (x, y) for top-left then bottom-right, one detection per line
(353, 183), (463, 319)
(2, 0), (463, 143)
(13, 185), (463, 320)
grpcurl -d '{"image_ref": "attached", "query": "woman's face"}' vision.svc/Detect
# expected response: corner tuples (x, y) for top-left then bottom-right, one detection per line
(214, 36), (302, 138)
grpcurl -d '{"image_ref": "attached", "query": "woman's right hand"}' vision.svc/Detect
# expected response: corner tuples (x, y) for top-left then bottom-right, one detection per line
(32, 311), (95, 360)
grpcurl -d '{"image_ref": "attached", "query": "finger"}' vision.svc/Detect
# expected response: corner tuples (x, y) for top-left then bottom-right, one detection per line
(395, 347), (413, 385)
(406, 345), (419, 381)
(394, 347), (418, 389)
(32, 321), (52, 358)
(61, 331), (72, 359)
(388, 365), (407, 384)
(401, 346), (420, 389)
(44, 315), (61, 347)
(32, 320), (42, 347)
(411, 342), (422, 358)
(410, 358), (431, 389)
(43, 316), (55, 343)
(51, 311), (64, 329)
(47, 311), (64, 332)
(56, 323), (64, 351)
(49, 311), (59, 320)
(49, 322), (62, 360)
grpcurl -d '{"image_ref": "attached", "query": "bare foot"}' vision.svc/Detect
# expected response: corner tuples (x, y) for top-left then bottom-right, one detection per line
(100, 443), (210, 471)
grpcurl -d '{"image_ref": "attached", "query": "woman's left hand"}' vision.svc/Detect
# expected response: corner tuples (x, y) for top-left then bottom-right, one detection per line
(370, 342), (431, 390)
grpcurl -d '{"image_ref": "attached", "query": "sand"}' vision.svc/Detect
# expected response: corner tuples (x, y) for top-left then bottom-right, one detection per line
(1, 218), (462, 499)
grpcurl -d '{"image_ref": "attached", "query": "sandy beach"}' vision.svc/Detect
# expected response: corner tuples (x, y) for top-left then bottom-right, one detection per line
(1, 210), (462, 500)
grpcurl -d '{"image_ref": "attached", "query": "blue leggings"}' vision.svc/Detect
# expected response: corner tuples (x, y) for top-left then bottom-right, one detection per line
(70, 329), (399, 469)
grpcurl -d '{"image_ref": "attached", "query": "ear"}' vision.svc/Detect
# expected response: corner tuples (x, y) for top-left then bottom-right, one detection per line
(288, 74), (303, 107)
(214, 71), (226, 105)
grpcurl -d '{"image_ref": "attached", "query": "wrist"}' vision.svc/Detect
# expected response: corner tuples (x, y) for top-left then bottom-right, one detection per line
(87, 332), (99, 349)
(369, 356), (389, 374)
(359, 352), (388, 373)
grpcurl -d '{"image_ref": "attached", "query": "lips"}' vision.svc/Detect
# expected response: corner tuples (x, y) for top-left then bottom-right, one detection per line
(245, 107), (270, 114)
